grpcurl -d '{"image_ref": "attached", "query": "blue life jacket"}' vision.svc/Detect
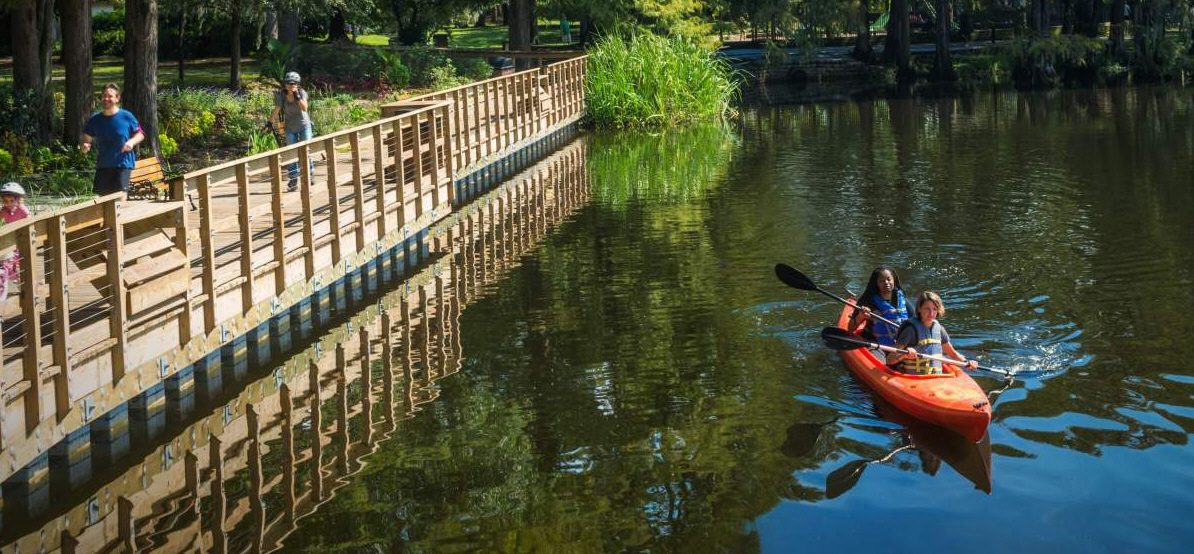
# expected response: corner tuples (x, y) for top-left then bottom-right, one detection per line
(898, 318), (945, 374)
(869, 289), (911, 346)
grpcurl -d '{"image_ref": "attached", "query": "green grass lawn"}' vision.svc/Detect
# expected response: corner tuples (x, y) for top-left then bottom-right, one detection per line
(0, 56), (263, 91)
(356, 21), (577, 49)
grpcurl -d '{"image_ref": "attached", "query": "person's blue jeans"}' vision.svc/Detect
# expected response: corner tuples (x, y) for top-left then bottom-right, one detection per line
(286, 125), (315, 184)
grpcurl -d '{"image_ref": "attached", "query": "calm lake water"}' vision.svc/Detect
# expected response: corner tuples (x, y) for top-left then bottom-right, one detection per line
(6, 85), (1194, 553)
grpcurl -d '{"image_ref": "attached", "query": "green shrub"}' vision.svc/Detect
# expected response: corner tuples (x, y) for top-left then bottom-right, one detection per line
(453, 57), (493, 81)
(373, 50), (412, 88)
(585, 32), (738, 127)
(0, 148), (13, 175)
(0, 85), (39, 140)
(246, 128), (279, 155)
(399, 46), (451, 87)
(953, 54), (1007, 88)
(430, 63), (467, 91)
(92, 10), (125, 57)
(1003, 35), (1105, 89)
(159, 133), (179, 157)
(259, 39), (301, 88)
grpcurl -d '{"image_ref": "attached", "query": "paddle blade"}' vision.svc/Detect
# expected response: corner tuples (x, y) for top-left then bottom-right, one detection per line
(821, 327), (869, 351)
(825, 459), (869, 499)
(775, 263), (818, 291)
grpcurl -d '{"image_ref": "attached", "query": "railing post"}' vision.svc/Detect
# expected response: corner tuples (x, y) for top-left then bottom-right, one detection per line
(299, 145), (316, 278)
(501, 78), (512, 149)
(47, 215), (71, 420)
(104, 200), (127, 380)
(392, 120), (407, 228)
(372, 125), (388, 238)
(324, 137), (342, 264)
(451, 89), (465, 170)
(236, 164), (255, 309)
(428, 110), (442, 207)
(270, 154), (288, 293)
(197, 173), (217, 333)
(442, 105), (456, 207)
(472, 84), (484, 163)
(411, 113), (425, 218)
(350, 132), (367, 250)
(480, 81), (492, 158)
(17, 225), (42, 433)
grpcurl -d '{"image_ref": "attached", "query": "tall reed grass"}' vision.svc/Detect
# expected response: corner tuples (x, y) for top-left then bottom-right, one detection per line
(585, 33), (738, 128)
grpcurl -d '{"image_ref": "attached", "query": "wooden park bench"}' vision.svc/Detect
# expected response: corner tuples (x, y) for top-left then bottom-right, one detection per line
(128, 156), (170, 200)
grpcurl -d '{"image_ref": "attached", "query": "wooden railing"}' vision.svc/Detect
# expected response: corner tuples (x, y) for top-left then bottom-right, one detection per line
(382, 55), (587, 177)
(0, 54), (586, 487)
(0, 140), (591, 553)
(0, 194), (187, 446)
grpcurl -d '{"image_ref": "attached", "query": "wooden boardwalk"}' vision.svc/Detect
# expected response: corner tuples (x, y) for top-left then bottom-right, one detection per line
(0, 139), (592, 553)
(0, 55), (587, 489)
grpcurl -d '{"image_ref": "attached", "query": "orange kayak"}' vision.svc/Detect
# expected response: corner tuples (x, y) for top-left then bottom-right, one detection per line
(833, 305), (991, 442)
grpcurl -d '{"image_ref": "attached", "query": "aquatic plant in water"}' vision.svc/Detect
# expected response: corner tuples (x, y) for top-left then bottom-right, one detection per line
(585, 33), (738, 127)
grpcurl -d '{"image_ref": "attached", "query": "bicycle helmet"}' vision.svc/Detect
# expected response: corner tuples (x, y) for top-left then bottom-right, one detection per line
(0, 182), (26, 197)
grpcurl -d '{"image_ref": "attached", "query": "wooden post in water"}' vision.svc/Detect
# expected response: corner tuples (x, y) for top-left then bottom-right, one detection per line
(280, 382), (296, 523)
(118, 495), (137, 552)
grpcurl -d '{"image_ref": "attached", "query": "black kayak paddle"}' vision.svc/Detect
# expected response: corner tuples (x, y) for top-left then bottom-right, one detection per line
(774, 263), (899, 327)
(821, 327), (1014, 377)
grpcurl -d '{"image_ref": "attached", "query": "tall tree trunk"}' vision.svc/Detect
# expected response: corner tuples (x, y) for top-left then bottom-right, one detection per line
(328, 8), (347, 42)
(60, 0), (93, 146)
(1109, 0), (1126, 57)
(509, 0), (533, 67)
(231, 1), (243, 88)
(883, 0), (898, 62)
(579, 15), (593, 46)
(1031, 0), (1049, 36)
(887, 0), (912, 78)
(125, 0), (160, 157)
(853, 0), (872, 60)
(178, 7), (188, 86)
(1074, 0), (1096, 37)
(263, 10), (279, 47)
(279, 9), (300, 47)
(10, 0), (55, 142)
(933, 0), (954, 80)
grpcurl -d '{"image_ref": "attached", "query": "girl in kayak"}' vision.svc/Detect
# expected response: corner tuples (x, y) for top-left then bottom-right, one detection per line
(848, 266), (915, 346)
(887, 291), (979, 374)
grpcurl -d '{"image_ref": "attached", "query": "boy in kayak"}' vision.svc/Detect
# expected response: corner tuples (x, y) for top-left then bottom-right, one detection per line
(848, 266), (915, 346)
(887, 291), (979, 374)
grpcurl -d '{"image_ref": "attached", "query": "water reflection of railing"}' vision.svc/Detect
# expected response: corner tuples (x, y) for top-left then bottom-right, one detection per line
(0, 140), (590, 554)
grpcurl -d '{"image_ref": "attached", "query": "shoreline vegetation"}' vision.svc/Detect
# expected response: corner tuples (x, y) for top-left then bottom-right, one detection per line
(3, 2), (1192, 200)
